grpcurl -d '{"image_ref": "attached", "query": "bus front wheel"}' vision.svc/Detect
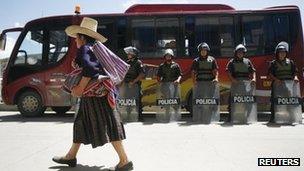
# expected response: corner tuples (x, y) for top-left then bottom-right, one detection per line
(51, 106), (71, 114)
(17, 91), (46, 117)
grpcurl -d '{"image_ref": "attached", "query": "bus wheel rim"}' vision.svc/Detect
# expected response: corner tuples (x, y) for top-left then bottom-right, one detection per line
(22, 96), (39, 112)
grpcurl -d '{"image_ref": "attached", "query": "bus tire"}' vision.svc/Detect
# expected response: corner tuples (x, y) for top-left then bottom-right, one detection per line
(17, 91), (46, 117)
(51, 106), (71, 114)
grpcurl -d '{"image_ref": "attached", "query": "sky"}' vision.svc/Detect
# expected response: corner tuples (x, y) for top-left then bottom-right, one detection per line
(0, 0), (303, 58)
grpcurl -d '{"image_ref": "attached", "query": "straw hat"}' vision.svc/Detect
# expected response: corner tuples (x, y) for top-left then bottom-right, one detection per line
(65, 17), (107, 43)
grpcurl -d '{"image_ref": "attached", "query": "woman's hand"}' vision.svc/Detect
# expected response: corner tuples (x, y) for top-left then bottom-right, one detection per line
(72, 76), (91, 97)
(71, 85), (85, 97)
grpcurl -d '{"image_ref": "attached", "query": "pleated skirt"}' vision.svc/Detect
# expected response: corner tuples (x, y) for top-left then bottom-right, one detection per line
(73, 96), (126, 148)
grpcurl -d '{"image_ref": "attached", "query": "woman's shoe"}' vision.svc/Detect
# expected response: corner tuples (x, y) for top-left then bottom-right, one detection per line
(115, 161), (133, 171)
(52, 156), (77, 167)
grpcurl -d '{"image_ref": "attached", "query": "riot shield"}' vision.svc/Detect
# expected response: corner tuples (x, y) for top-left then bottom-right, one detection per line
(116, 83), (140, 122)
(230, 80), (257, 124)
(273, 80), (302, 124)
(192, 81), (220, 124)
(156, 82), (181, 122)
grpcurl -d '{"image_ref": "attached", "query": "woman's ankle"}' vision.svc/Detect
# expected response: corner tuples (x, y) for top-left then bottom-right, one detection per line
(119, 158), (129, 164)
(65, 153), (76, 159)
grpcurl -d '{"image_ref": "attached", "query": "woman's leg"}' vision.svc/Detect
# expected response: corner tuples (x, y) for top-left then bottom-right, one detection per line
(111, 140), (129, 166)
(52, 143), (80, 167)
(65, 143), (81, 159)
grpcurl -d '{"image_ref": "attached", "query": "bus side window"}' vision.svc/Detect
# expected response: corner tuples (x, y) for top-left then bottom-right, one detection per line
(273, 15), (289, 43)
(242, 15), (266, 56)
(185, 16), (195, 57)
(219, 17), (235, 57)
(131, 19), (155, 58)
(96, 18), (115, 52)
(14, 30), (43, 66)
(117, 18), (127, 60)
(48, 30), (69, 64)
(195, 16), (221, 57)
(242, 14), (291, 57)
(155, 18), (179, 57)
(288, 12), (300, 52)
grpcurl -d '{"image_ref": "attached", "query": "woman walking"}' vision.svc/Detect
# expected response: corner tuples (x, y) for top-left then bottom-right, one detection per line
(52, 17), (133, 171)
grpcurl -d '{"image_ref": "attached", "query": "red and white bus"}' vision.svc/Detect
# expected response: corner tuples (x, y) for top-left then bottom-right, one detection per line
(1, 4), (303, 116)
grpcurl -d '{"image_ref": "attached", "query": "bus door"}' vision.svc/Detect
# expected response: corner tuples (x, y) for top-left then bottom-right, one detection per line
(44, 27), (72, 107)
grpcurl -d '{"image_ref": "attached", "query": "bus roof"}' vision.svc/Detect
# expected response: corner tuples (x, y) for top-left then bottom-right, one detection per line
(24, 4), (300, 27)
(125, 4), (235, 13)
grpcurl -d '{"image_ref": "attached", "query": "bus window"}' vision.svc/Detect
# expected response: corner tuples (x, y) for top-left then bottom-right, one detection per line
(242, 16), (265, 56)
(195, 17), (221, 56)
(263, 14), (290, 54)
(155, 18), (179, 57)
(219, 17), (235, 57)
(131, 19), (155, 57)
(289, 12), (300, 51)
(185, 16), (235, 58)
(185, 16), (195, 57)
(97, 19), (115, 51)
(273, 15), (289, 43)
(14, 30), (43, 66)
(48, 30), (69, 65)
(117, 18), (127, 60)
(117, 18), (127, 49)
(242, 14), (291, 57)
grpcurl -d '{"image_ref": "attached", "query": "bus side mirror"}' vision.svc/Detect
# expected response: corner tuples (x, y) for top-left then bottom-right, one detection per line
(0, 33), (7, 50)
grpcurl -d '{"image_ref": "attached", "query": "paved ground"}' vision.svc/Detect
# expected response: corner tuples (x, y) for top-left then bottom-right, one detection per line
(0, 111), (303, 171)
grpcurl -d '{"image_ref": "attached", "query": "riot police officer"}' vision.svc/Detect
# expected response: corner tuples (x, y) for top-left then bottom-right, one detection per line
(226, 44), (256, 122)
(268, 41), (299, 123)
(123, 46), (145, 120)
(191, 42), (219, 83)
(191, 42), (219, 123)
(156, 49), (182, 122)
(157, 49), (182, 84)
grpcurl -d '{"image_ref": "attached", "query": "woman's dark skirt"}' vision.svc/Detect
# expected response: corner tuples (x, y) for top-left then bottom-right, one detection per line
(73, 96), (126, 148)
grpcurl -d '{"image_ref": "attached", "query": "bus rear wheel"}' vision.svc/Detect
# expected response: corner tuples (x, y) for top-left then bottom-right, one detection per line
(51, 106), (71, 114)
(17, 91), (46, 117)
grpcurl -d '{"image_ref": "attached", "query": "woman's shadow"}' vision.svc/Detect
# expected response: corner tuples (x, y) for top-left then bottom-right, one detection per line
(49, 164), (112, 171)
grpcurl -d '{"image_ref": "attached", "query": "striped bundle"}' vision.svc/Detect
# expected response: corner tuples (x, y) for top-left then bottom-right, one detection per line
(91, 41), (130, 85)
(62, 68), (116, 108)
(62, 41), (130, 109)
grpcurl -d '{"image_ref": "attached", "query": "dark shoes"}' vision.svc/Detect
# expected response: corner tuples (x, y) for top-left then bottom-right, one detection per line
(115, 161), (133, 171)
(52, 156), (77, 167)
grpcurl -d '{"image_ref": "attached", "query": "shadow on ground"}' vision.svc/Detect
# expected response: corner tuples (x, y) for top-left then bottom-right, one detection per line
(49, 164), (111, 171)
(0, 112), (75, 123)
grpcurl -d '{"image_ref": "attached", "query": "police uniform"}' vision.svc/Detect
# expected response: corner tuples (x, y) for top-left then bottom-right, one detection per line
(156, 50), (182, 121)
(226, 58), (256, 80)
(268, 46), (298, 122)
(226, 46), (256, 122)
(157, 62), (181, 82)
(192, 56), (218, 81)
(123, 47), (145, 120)
(124, 59), (145, 84)
(268, 59), (297, 81)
